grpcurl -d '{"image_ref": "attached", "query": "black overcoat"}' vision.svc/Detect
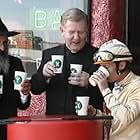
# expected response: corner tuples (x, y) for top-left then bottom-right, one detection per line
(0, 55), (31, 119)
(31, 43), (103, 115)
(0, 55), (31, 140)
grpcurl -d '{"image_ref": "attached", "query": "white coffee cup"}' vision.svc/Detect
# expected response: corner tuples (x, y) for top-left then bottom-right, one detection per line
(51, 55), (64, 74)
(89, 66), (109, 87)
(14, 71), (27, 90)
(0, 75), (3, 94)
(75, 96), (90, 116)
(70, 64), (83, 75)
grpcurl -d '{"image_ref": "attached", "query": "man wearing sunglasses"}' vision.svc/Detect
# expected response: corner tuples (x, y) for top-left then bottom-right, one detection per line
(0, 18), (31, 140)
(89, 39), (140, 140)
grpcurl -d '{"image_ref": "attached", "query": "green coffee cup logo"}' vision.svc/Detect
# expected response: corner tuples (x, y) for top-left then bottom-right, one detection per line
(71, 68), (77, 74)
(54, 59), (61, 68)
(75, 101), (82, 110)
(15, 75), (23, 85)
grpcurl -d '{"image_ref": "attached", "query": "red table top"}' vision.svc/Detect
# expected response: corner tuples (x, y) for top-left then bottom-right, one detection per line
(0, 115), (113, 124)
(6, 115), (113, 140)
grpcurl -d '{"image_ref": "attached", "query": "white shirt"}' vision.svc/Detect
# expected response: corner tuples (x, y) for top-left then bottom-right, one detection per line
(102, 72), (140, 140)
(20, 91), (29, 104)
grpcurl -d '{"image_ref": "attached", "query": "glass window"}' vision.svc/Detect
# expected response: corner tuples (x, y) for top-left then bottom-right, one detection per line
(0, 0), (88, 77)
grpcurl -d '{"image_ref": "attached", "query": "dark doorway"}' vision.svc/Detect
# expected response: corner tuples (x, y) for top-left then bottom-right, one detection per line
(128, 0), (140, 75)
(128, 0), (140, 46)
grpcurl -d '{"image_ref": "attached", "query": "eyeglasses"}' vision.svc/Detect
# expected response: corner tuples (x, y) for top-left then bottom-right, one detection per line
(93, 51), (133, 63)
(0, 40), (10, 46)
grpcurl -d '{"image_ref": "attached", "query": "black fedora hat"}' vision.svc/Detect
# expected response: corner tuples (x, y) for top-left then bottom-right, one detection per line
(0, 18), (20, 37)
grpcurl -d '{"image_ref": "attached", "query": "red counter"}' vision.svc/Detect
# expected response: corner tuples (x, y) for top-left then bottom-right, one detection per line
(6, 115), (113, 140)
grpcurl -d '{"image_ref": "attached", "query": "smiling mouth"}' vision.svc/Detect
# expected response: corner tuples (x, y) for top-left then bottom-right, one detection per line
(72, 42), (80, 45)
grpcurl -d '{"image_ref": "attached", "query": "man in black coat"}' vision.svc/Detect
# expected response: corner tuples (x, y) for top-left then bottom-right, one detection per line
(31, 8), (103, 115)
(0, 18), (31, 140)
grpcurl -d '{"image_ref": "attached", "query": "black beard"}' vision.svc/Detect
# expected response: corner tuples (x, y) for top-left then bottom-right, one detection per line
(0, 50), (9, 75)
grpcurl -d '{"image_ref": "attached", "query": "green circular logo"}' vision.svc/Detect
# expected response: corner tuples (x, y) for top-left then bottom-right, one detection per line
(71, 68), (77, 74)
(75, 101), (82, 110)
(54, 59), (61, 68)
(15, 75), (22, 85)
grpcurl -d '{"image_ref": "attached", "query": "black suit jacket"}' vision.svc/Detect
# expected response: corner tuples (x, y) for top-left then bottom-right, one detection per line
(31, 43), (103, 115)
(0, 55), (31, 119)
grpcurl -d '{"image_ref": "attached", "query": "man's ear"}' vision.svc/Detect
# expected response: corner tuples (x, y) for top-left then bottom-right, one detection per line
(118, 61), (127, 70)
(60, 25), (63, 32)
(60, 26), (65, 37)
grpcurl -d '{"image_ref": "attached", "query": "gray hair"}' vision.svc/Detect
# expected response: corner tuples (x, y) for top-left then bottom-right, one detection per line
(60, 8), (88, 26)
